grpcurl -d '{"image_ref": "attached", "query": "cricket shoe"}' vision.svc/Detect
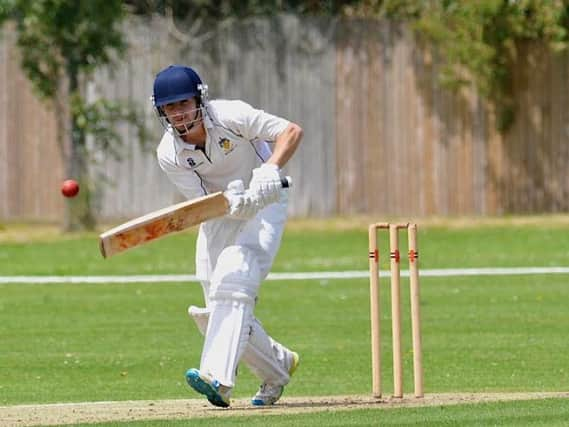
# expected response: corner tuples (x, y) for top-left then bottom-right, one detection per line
(251, 351), (300, 406)
(185, 368), (231, 408)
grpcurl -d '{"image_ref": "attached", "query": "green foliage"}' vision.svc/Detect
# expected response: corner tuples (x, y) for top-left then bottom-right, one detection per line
(341, 1), (569, 131)
(125, 0), (361, 18)
(0, 0), (149, 230)
(413, 1), (569, 129)
(0, 0), (139, 156)
(5, 0), (125, 97)
(341, 0), (423, 18)
(0, 0), (15, 21)
(72, 95), (151, 161)
(126, 0), (569, 132)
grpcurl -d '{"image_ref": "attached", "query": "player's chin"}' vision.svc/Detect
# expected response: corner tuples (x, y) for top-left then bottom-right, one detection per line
(174, 125), (190, 135)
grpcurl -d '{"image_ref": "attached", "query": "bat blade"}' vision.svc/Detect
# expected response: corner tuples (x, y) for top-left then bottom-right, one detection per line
(99, 192), (229, 258)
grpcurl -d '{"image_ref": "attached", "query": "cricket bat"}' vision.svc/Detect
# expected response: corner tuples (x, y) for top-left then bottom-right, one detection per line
(99, 177), (290, 258)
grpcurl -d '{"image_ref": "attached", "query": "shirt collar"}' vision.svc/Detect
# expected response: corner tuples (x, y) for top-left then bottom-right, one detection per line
(167, 127), (196, 152)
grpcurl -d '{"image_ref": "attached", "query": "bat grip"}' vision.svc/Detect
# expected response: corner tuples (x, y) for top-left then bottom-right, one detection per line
(281, 176), (292, 188)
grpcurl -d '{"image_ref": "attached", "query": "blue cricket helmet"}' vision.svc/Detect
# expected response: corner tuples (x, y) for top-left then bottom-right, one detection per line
(152, 65), (203, 107)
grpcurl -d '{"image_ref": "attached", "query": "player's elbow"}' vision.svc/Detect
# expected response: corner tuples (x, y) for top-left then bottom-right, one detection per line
(287, 122), (303, 147)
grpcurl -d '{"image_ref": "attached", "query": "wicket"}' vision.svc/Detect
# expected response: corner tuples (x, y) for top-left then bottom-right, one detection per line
(368, 222), (423, 399)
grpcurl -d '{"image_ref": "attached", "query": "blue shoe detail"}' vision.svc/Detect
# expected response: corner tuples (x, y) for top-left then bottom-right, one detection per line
(251, 387), (282, 406)
(185, 368), (230, 408)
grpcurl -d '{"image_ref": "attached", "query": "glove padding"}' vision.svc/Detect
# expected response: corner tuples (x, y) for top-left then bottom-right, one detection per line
(249, 163), (284, 206)
(224, 179), (262, 220)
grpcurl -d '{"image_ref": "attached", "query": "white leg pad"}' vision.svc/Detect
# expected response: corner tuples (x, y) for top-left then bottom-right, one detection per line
(200, 281), (211, 307)
(199, 246), (260, 387)
(188, 308), (292, 386)
(241, 318), (292, 386)
(200, 296), (253, 387)
(188, 306), (209, 335)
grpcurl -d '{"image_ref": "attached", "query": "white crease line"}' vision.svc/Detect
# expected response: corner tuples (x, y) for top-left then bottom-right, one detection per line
(0, 267), (569, 284)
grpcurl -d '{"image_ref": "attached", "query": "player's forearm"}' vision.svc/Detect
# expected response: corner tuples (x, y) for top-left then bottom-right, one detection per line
(266, 123), (303, 168)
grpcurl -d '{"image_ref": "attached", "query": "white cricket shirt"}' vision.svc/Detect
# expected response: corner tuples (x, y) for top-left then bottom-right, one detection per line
(156, 100), (289, 199)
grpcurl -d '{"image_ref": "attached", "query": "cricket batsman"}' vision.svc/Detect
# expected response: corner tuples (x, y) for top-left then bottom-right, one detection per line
(152, 65), (303, 407)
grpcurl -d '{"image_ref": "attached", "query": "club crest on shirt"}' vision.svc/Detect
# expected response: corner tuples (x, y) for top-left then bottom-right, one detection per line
(218, 138), (235, 155)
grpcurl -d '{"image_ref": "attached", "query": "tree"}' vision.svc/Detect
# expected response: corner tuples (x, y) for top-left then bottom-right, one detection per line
(131, 0), (569, 130)
(342, 0), (569, 130)
(416, 0), (569, 130)
(124, 0), (362, 55)
(0, 0), (146, 230)
(124, 0), (360, 19)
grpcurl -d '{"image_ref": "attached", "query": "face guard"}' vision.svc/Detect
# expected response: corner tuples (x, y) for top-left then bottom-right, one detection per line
(156, 102), (203, 137)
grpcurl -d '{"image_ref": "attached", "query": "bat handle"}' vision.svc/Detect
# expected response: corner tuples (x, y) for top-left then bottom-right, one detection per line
(281, 176), (292, 188)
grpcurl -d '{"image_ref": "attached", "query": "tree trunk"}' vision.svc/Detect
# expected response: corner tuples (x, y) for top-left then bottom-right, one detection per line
(55, 71), (95, 231)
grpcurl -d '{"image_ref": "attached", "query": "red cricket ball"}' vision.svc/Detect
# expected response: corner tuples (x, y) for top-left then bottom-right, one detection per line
(61, 179), (80, 198)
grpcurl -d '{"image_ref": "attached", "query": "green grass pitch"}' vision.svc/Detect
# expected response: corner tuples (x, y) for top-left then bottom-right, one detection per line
(1, 218), (568, 425)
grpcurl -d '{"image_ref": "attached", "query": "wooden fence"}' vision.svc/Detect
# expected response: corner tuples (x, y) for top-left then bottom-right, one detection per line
(0, 25), (64, 221)
(1, 15), (568, 222)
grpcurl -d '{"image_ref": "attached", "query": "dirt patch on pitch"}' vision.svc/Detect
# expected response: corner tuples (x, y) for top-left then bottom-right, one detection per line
(2, 392), (569, 427)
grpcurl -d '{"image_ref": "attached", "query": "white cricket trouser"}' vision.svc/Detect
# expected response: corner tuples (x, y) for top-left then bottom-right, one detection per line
(194, 198), (294, 387)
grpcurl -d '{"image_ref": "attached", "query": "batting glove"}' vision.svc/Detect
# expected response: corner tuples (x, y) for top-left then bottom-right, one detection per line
(224, 179), (261, 220)
(249, 163), (284, 206)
